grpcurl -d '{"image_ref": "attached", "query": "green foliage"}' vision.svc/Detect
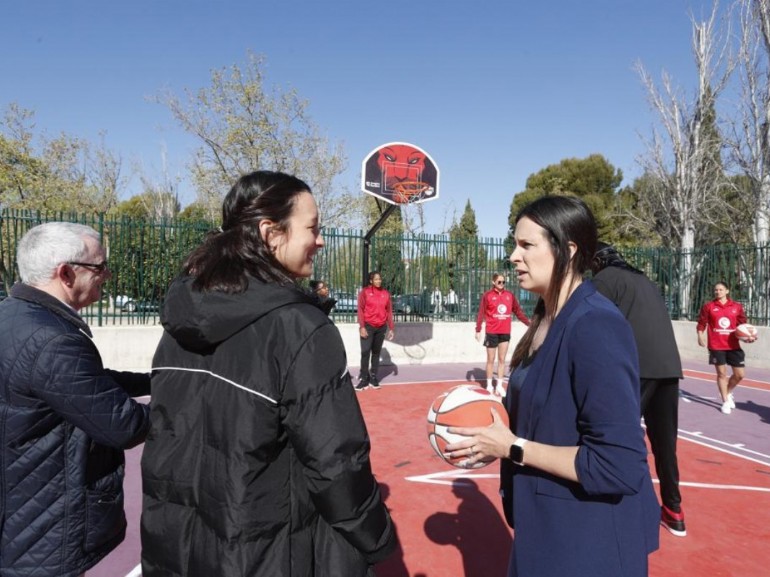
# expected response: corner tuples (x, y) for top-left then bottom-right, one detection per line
(445, 200), (494, 306)
(0, 104), (123, 214)
(365, 197), (405, 292)
(179, 202), (218, 224)
(109, 192), (181, 221)
(507, 154), (624, 242)
(157, 52), (359, 228)
(449, 200), (487, 266)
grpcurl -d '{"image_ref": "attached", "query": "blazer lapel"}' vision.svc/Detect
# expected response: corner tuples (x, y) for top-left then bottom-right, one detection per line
(517, 282), (593, 438)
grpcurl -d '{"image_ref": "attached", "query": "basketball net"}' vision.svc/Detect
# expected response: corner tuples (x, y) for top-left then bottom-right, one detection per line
(391, 181), (431, 204)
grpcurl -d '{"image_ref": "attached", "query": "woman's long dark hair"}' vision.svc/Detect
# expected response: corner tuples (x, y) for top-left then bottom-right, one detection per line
(510, 195), (597, 368)
(184, 170), (312, 292)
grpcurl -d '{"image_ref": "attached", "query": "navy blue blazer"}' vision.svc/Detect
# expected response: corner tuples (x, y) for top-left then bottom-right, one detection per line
(502, 281), (660, 577)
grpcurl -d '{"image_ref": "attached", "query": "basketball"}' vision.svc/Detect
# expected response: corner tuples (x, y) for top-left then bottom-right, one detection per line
(426, 384), (509, 469)
(736, 323), (758, 342)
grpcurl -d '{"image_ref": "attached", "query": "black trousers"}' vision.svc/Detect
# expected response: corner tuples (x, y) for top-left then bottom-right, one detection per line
(360, 323), (387, 379)
(641, 377), (681, 511)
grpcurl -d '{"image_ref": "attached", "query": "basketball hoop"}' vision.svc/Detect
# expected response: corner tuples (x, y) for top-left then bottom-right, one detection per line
(391, 181), (432, 204)
(361, 142), (439, 206)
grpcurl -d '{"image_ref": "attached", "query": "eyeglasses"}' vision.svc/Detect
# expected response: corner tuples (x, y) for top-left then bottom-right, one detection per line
(495, 280), (506, 285)
(67, 261), (110, 273)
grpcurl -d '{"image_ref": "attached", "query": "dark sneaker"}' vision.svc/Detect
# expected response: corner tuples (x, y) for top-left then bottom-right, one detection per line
(661, 505), (686, 537)
(355, 376), (369, 391)
(370, 376), (381, 389)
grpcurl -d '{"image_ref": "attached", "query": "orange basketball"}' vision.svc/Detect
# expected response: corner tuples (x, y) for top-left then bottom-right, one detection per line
(736, 323), (758, 342)
(426, 384), (509, 469)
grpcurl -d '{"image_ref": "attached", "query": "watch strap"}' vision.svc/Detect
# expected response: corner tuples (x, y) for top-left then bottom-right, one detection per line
(510, 438), (528, 465)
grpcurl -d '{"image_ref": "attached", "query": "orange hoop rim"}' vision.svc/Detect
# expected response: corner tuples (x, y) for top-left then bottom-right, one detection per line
(391, 181), (430, 203)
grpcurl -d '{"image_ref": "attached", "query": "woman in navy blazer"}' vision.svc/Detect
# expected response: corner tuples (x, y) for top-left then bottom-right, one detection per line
(448, 196), (659, 576)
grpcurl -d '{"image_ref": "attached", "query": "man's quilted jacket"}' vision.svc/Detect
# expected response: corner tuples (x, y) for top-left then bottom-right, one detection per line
(0, 284), (151, 577)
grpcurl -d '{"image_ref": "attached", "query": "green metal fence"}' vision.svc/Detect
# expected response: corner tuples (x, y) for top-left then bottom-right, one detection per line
(0, 210), (212, 326)
(1, 209), (768, 326)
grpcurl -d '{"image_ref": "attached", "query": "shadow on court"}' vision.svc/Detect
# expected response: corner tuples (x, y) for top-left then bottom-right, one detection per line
(464, 367), (486, 384)
(679, 389), (723, 413)
(736, 399), (770, 425)
(375, 483), (423, 577)
(423, 479), (512, 576)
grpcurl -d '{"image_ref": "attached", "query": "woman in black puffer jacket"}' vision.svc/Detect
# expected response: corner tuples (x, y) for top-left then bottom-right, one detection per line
(141, 171), (396, 577)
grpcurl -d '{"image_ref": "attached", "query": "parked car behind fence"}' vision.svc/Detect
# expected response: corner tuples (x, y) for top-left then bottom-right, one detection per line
(393, 293), (431, 315)
(121, 298), (161, 313)
(332, 292), (358, 313)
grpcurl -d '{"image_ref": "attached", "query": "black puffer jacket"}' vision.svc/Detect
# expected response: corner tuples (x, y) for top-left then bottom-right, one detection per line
(0, 284), (151, 577)
(141, 276), (395, 576)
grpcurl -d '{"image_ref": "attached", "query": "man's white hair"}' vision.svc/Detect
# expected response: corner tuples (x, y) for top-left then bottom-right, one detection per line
(17, 222), (101, 286)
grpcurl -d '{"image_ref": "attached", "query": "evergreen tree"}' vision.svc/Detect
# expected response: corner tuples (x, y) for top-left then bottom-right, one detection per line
(365, 197), (405, 294)
(507, 154), (624, 242)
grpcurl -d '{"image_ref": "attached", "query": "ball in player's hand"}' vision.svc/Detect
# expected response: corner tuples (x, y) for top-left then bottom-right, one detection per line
(426, 384), (509, 469)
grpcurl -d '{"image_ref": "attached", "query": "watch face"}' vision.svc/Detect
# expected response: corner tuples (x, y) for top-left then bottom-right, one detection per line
(509, 443), (523, 464)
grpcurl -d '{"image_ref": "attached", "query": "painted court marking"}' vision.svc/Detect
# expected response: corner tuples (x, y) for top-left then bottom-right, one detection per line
(120, 368), (770, 577)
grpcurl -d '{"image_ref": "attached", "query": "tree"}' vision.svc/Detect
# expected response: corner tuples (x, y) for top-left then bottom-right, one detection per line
(178, 201), (215, 223)
(110, 192), (181, 220)
(634, 3), (733, 317)
(156, 52), (360, 227)
(721, 0), (770, 318)
(726, 0), (770, 248)
(507, 154), (624, 242)
(365, 197), (405, 294)
(448, 200), (488, 311)
(0, 103), (125, 213)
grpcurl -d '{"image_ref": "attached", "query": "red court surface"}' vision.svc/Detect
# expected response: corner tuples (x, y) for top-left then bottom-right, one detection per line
(92, 360), (770, 577)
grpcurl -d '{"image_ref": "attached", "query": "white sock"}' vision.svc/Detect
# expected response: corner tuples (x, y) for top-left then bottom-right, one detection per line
(486, 378), (493, 390)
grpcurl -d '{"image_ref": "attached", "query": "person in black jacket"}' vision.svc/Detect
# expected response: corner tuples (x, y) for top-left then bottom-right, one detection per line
(0, 222), (151, 577)
(592, 242), (686, 537)
(310, 278), (337, 315)
(141, 171), (396, 576)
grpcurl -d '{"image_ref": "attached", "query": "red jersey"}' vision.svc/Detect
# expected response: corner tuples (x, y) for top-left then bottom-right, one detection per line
(696, 298), (747, 351)
(357, 286), (394, 330)
(475, 288), (530, 334)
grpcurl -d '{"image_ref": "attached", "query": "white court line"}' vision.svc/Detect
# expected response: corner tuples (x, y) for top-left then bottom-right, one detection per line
(405, 469), (499, 486)
(683, 371), (770, 392)
(126, 372), (770, 577)
(674, 480), (770, 493)
(407, 427), (770, 492)
(407, 469), (770, 493)
(678, 430), (770, 468)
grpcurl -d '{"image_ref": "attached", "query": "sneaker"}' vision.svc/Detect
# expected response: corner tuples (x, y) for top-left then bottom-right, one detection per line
(355, 375), (369, 391)
(728, 393), (736, 409)
(660, 505), (687, 537)
(721, 401), (732, 414)
(370, 376), (381, 389)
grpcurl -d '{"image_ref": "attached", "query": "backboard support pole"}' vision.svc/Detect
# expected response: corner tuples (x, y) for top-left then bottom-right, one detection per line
(362, 203), (397, 287)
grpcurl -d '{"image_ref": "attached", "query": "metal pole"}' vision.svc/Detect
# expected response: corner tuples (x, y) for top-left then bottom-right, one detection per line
(362, 203), (397, 287)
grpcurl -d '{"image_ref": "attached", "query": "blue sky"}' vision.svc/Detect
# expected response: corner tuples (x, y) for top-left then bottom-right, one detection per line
(1, 0), (717, 239)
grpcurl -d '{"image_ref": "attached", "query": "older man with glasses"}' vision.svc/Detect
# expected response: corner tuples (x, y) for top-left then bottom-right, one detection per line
(475, 272), (530, 395)
(0, 222), (151, 577)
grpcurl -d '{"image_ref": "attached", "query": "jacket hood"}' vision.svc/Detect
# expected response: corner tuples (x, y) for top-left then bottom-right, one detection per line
(161, 275), (313, 351)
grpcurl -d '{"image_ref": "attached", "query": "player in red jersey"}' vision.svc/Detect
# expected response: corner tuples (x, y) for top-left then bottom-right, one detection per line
(356, 271), (395, 390)
(475, 273), (530, 395)
(696, 281), (757, 415)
